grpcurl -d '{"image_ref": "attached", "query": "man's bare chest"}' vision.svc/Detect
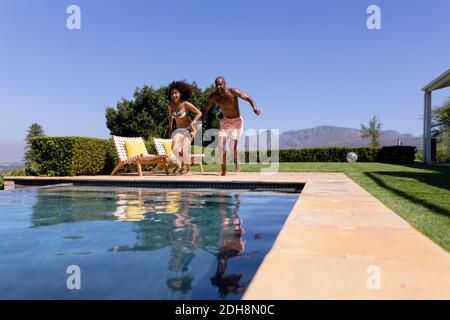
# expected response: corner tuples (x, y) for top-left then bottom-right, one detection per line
(216, 95), (236, 107)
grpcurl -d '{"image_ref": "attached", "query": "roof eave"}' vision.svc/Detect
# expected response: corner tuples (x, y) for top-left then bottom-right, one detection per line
(422, 69), (450, 92)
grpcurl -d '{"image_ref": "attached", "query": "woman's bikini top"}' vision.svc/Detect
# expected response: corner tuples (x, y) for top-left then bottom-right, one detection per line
(171, 110), (187, 119)
(170, 102), (188, 119)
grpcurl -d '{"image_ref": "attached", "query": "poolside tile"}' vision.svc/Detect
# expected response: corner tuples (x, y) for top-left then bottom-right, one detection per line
(244, 253), (450, 300)
(286, 210), (411, 229)
(271, 225), (448, 261)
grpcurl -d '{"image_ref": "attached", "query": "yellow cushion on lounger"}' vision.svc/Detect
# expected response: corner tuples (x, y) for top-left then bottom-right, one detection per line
(124, 140), (147, 158)
(162, 142), (174, 157)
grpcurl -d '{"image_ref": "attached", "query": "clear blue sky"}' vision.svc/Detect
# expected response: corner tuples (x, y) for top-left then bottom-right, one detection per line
(1, 0), (449, 162)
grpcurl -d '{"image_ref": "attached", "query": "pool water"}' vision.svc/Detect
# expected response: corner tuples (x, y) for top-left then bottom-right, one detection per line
(0, 187), (298, 299)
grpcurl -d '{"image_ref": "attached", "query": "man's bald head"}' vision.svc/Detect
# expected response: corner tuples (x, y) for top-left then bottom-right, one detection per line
(215, 76), (226, 85)
(215, 76), (226, 95)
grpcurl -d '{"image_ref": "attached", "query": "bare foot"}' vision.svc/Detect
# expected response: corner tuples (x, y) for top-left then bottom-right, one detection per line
(183, 171), (193, 176)
(235, 164), (241, 173)
(216, 171), (227, 176)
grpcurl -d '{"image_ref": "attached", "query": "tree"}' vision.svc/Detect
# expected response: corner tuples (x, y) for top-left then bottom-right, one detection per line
(431, 98), (450, 136)
(361, 116), (382, 148)
(24, 123), (45, 176)
(24, 123), (45, 167)
(106, 85), (168, 140)
(431, 98), (450, 162)
(105, 82), (218, 146)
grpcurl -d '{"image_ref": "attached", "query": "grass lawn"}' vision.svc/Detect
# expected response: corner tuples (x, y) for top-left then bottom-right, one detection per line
(196, 162), (450, 252)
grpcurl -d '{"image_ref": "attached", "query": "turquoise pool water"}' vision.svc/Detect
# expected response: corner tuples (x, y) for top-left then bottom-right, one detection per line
(0, 187), (298, 299)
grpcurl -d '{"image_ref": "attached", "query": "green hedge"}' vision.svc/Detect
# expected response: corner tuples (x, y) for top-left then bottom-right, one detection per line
(28, 138), (418, 177)
(242, 146), (417, 163)
(30, 137), (117, 176)
(277, 147), (379, 162)
(0, 174), (3, 190)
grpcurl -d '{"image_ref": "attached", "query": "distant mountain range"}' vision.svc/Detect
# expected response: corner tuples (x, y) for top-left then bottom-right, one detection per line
(278, 126), (422, 150)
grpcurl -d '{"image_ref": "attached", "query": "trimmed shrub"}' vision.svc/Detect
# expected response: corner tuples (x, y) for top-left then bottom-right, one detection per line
(242, 147), (418, 163)
(193, 146), (380, 163)
(376, 146), (416, 163)
(30, 137), (117, 176)
(277, 147), (379, 162)
(0, 174), (3, 190)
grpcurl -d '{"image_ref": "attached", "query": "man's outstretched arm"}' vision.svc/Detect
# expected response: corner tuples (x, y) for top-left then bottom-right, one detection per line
(230, 88), (261, 115)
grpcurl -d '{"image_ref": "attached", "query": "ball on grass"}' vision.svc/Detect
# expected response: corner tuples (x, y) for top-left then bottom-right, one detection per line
(346, 152), (358, 163)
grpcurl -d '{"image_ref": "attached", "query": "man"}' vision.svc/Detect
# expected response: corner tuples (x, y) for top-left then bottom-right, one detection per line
(202, 76), (261, 175)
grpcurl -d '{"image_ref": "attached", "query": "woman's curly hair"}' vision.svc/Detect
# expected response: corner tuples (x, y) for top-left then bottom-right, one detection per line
(167, 80), (192, 102)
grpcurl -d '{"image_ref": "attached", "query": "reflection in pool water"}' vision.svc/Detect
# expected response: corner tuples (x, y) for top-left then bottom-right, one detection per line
(0, 187), (298, 299)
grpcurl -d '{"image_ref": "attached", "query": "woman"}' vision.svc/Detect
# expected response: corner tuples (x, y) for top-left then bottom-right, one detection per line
(167, 81), (202, 175)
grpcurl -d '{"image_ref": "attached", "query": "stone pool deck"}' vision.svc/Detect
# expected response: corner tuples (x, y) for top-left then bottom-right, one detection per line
(4, 172), (450, 299)
(244, 173), (450, 300)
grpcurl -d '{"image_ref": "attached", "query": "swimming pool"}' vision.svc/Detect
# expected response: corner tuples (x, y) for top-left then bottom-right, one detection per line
(0, 186), (298, 299)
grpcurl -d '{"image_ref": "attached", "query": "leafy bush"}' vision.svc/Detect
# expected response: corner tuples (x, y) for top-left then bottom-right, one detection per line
(376, 146), (416, 163)
(0, 168), (26, 190)
(436, 133), (450, 162)
(31, 137), (117, 176)
(144, 138), (157, 155)
(415, 151), (423, 162)
(437, 147), (450, 163)
(8, 168), (26, 176)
